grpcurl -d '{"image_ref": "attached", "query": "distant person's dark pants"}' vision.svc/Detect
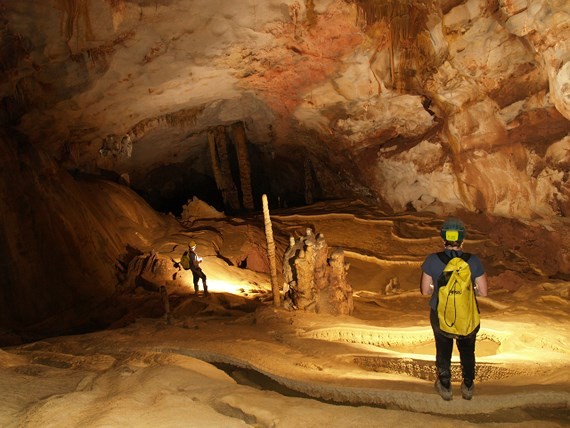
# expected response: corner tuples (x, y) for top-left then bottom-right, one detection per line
(430, 309), (478, 387)
(191, 268), (207, 292)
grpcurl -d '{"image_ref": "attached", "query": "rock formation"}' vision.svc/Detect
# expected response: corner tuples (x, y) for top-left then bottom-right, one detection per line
(0, 0), (567, 219)
(0, 132), (175, 335)
(283, 229), (353, 315)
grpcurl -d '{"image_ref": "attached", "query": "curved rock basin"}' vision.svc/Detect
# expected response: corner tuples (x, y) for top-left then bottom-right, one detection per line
(302, 326), (536, 382)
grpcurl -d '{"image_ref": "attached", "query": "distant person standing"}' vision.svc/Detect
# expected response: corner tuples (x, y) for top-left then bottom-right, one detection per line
(420, 218), (488, 401)
(181, 240), (209, 297)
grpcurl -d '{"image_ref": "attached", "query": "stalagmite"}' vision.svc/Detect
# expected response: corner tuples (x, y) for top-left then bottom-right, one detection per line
(262, 194), (280, 307)
(207, 126), (240, 211)
(283, 236), (297, 290)
(313, 233), (328, 292)
(324, 249), (353, 315)
(232, 121), (254, 210)
(208, 129), (224, 203)
(282, 228), (353, 315)
(294, 244), (316, 311)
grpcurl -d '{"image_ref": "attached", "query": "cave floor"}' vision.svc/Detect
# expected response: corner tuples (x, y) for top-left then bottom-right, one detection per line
(1, 205), (569, 427)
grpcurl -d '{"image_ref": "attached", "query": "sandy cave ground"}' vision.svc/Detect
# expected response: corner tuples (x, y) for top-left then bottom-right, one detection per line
(1, 203), (569, 427)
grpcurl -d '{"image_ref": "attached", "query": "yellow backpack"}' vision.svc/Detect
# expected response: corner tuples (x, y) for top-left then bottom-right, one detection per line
(436, 252), (480, 337)
(180, 251), (191, 270)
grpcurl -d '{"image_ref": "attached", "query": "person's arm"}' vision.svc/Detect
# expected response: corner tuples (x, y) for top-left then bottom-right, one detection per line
(475, 273), (488, 296)
(420, 272), (434, 295)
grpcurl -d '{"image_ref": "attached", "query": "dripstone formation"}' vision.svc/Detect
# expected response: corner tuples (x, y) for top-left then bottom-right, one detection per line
(283, 228), (353, 315)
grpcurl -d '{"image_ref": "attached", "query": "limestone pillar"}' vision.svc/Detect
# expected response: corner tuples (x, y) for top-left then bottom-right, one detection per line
(294, 246), (315, 311)
(262, 194), (280, 307)
(304, 158), (314, 205)
(232, 121), (254, 210)
(327, 249), (353, 315)
(207, 126), (239, 210)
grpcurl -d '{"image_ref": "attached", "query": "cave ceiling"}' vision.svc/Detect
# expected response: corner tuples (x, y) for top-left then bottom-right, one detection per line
(1, 0), (569, 217)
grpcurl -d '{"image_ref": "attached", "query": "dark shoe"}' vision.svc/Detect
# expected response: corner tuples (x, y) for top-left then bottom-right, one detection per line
(461, 381), (474, 400)
(435, 379), (452, 401)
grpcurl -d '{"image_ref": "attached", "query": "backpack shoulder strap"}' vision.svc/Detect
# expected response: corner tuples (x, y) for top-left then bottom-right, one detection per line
(458, 252), (478, 296)
(436, 252), (451, 265)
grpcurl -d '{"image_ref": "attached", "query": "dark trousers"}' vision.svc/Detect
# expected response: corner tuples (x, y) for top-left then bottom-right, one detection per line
(430, 309), (478, 386)
(191, 268), (207, 292)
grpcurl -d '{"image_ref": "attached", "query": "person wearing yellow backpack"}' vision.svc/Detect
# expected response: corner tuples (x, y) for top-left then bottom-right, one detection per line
(420, 218), (488, 401)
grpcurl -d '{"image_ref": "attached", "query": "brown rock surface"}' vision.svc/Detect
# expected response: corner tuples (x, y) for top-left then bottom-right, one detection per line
(1, 0), (568, 218)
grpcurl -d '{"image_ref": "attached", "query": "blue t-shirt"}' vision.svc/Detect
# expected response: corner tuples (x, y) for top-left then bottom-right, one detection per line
(421, 249), (485, 311)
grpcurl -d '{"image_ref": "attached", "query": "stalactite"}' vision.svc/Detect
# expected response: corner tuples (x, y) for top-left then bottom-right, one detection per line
(207, 126), (239, 211)
(289, 1), (301, 39)
(207, 128), (224, 205)
(217, 126), (240, 210)
(232, 121), (254, 210)
(262, 194), (280, 307)
(305, 0), (317, 28)
(304, 157), (314, 205)
(58, 0), (95, 42)
(128, 106), (203, 140)
(350, 0), (437, 92)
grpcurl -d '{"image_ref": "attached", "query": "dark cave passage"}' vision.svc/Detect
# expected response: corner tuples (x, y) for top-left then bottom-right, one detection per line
(128, 144), (323, 215)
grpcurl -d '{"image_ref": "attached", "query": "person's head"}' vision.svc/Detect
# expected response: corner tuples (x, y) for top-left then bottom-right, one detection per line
(188, 240), (197, 250)
(440, 217), (465, 248)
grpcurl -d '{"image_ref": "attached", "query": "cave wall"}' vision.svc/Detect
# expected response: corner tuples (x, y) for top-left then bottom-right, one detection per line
(0, 132), (174, 335)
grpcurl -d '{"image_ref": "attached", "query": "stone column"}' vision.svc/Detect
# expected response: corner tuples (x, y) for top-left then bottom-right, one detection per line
(262, 194), (280, 307)
(294, 241), (317, 311)
(232, 121), (254, 210)
(208, 126), (239, 210)
(282, 236), (297, 290)
(313, 234), (328, 291)
(304, 157), (314, 205)
(327, 249), (353, 315)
